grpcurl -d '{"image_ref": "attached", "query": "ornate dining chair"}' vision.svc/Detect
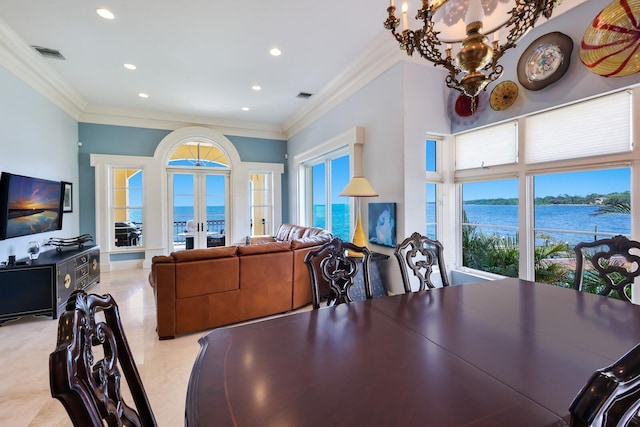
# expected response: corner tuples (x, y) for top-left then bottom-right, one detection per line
(573, 235), (640, 303)
(394, 231), (450, 293)
(49, 290), (157, 427)
(569, 343), (640, 426)
(304, 237), (373, 309)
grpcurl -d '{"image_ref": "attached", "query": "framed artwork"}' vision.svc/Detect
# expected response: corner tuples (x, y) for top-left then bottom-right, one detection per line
(62, 181), (73, 213)
(368, 202), (396, 247)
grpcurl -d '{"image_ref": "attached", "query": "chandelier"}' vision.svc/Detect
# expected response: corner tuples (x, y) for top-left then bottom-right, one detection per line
(384, 0), (559, 99)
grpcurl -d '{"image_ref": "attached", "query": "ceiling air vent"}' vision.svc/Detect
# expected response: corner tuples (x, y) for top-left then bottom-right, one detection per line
(32, 46), (65, 60)
(297, 92), (312, 99)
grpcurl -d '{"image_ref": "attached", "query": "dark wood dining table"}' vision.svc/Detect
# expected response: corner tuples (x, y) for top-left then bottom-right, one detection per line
(185, 278), (640, 426)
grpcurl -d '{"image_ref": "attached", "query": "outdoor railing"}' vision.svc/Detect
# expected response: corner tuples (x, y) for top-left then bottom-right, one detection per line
(173, 219), (225, 244)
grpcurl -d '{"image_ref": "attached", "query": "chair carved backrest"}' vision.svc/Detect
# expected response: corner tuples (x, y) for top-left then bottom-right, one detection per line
(394, 232), (450, 293)
(569, 343), (640, 427)
(304, 237), (373, 309)
(49, 290), (157, 427)
(573, 235), (640, 303)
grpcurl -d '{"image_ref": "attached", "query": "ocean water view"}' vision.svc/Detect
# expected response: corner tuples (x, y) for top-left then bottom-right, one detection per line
(135, 203), (630, 248)
(463, 204), (630, 248)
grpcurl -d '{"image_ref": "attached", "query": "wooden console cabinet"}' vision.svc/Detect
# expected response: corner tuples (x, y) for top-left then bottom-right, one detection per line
(0, 245), (100, 324)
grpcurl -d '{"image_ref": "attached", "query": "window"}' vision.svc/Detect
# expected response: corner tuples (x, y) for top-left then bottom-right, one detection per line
(112, 168), (143, 248)
(295, 127), (364, 240)
(455, 121), (518, 170)
(533, 168), (631, 288)
(525, 91), (632, 163)
(308, 153), (350, 240)
(425, 138), (441, 239)
(461, 179), (519, 277)
(249, 172), (273, 236)
(453, 90), (636, 291)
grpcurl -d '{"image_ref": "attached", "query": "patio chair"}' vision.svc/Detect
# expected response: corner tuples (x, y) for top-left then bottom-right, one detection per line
(394, 232), (450, 293)
(573, 235), (640, 303)
(304, 237), (372, 309)
(49, 290), (157, 426)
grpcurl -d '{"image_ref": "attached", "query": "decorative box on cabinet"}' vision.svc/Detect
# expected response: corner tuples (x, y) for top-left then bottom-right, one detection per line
(0, 245), (100, 324)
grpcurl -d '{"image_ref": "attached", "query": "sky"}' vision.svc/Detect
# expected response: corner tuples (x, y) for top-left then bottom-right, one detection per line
(463, 168), (631, 200)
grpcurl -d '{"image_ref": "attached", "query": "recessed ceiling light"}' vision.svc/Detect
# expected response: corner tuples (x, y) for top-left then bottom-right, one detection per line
(96, 8), (115, 20)
(252, 85), (262, 91)
(124, 63), (137, 70)
(138, 93), (149, 98)
(269, 48), (282, 56)
(242, 107), (250, 111)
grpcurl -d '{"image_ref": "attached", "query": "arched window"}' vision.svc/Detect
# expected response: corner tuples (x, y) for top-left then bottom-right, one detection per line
(168, 141), (231, 168)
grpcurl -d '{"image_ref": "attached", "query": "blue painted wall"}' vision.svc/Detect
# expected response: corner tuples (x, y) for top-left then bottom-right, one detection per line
(78, 123), (288, 240)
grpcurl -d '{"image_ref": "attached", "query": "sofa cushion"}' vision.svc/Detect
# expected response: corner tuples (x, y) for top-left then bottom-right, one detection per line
(290, 234), (333, 250)
(152, 255), (174, 263)
(172, 246), (237, 262)
(175, 256), (240, 298)
(237, 241), (290, 255)
(274, 224), (332, 242)
(274, 224), (298, 241)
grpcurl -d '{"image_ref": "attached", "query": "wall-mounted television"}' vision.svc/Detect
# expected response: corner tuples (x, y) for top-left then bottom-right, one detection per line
(0, 172), (64, 240)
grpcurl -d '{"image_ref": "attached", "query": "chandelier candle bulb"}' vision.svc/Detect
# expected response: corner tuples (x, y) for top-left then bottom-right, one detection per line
(402, 2), (408, 30)
(466, 0), (484, 23)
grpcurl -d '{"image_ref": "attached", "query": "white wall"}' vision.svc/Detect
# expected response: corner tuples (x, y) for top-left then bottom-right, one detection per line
(453, 0), (640, 133)
(0, 66), (79, 262)
(287, 61), (453, 294)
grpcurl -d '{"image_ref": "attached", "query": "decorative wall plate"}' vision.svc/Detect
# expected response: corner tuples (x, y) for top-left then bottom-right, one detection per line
(447, 90), (488, 126)
(580, 0), (640, 77)
(517, 32), (574, 90)
(490, 80), (519, 111)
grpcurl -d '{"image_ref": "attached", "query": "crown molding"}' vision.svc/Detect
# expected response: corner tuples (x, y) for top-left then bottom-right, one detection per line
(283, 31), (404, 139)
(80, 105), (287, 140)
(0, 17), (87, 119)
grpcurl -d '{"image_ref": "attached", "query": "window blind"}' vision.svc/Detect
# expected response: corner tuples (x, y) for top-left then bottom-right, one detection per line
(455, 121), (518, 170)
(525, 91), (632, 164)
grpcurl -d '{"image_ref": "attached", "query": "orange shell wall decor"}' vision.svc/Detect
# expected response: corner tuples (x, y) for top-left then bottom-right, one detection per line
(580, 0), (640, 77)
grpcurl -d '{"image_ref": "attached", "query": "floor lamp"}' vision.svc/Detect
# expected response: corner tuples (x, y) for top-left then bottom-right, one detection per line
(339, 176), (378, 253)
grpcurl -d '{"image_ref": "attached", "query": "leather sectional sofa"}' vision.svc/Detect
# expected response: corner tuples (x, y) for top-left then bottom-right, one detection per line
(150, 224), (331, 339)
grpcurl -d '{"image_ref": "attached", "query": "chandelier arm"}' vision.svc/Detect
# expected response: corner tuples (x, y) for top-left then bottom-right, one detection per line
(385, 5), (461, 78)
(501, 0), (557, 52)
(384, 0), (558, 99)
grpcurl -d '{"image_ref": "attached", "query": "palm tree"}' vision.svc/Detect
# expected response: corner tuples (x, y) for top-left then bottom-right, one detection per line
(592, 202), (630, 215)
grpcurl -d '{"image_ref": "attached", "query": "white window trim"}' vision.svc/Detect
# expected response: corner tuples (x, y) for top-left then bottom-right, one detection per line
(293, 126), (364, 227)
(450, 88), (640, 283)
(244, 162), (284, 237)
(90, 153), (154, 271)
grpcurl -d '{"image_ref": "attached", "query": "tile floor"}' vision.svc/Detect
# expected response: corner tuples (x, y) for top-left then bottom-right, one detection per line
(0, 268), (233, 426)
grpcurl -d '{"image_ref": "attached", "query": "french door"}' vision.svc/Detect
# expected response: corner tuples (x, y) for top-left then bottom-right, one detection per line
(170, 170), (228, 250)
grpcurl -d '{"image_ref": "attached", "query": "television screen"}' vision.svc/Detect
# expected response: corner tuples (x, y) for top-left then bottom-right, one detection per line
(0, 172), (64, 240)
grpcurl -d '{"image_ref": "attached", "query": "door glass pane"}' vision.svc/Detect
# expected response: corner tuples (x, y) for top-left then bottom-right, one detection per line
(533, 168), (631, 290)
(462, 179), (519, 277)
(312, 163), (326, 229)
(173, 174), (194, 249)
(113, 168), (143, 248)
(205, 175), (226, 247)
(249, 173), (272, 236)
(331, 155), (350, 241)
